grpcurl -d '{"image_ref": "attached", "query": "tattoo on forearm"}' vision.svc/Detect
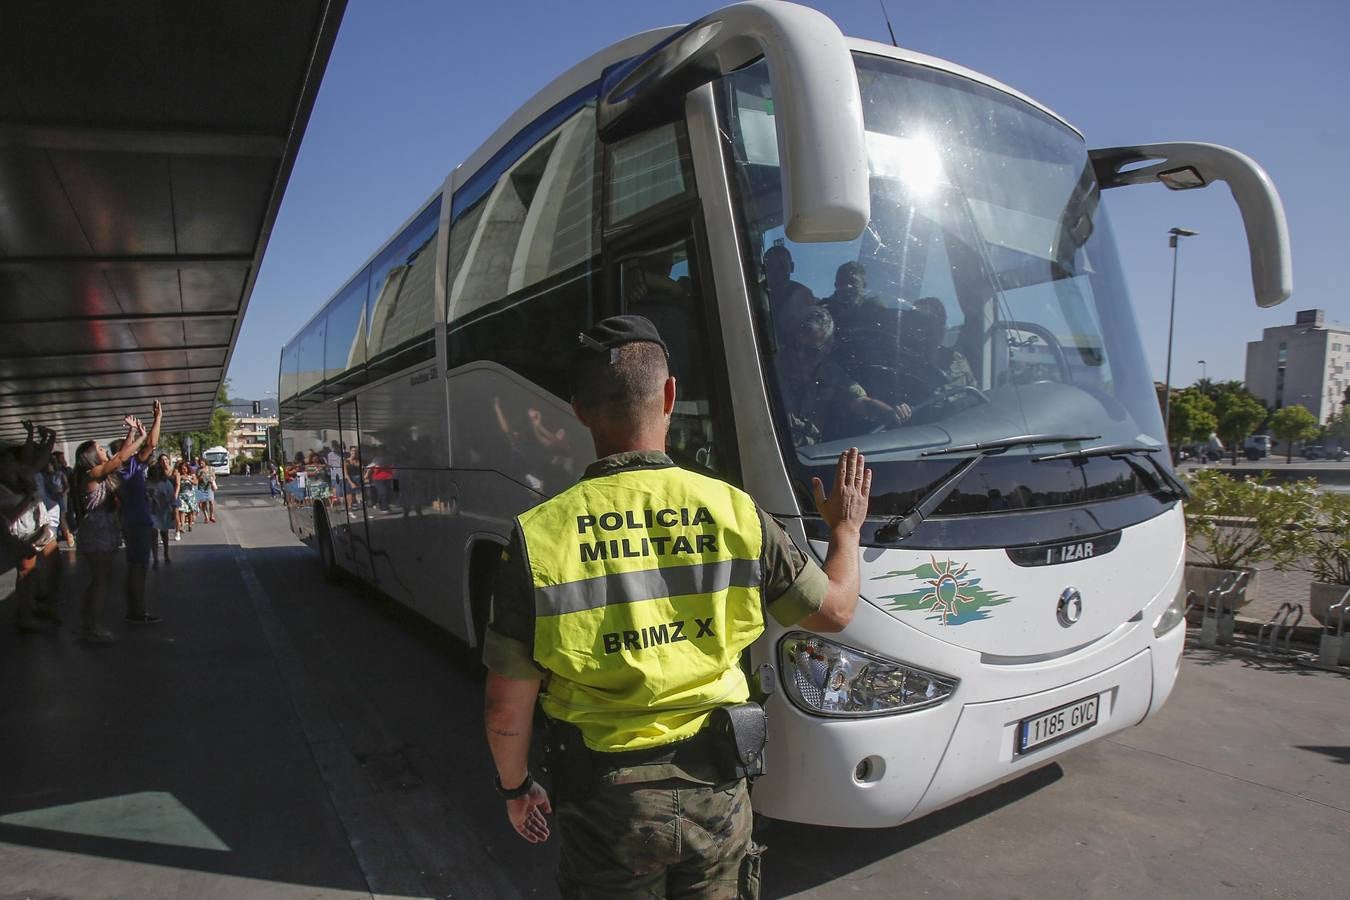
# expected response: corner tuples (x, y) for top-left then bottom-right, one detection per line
(488, 727), (521, 737)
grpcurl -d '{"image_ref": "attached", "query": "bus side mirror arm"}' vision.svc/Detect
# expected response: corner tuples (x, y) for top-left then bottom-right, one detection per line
(597, 0), (869, 243)
(1090, 142), (1292, 308)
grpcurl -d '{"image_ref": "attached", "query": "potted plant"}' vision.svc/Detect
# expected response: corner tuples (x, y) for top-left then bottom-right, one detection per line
(1182, 471), (1305, 608)
(1277, 488), (1350, 627)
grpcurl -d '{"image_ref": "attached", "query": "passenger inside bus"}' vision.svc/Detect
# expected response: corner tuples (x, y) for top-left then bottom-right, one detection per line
(893, 296), (977, 409)
(776, 305), (911, 445)
(762, 243), (816, 346)
(821, 261), (909, 403)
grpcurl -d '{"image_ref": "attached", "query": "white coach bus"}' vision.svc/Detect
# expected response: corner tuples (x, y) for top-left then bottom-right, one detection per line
(278, 1), (1290, 827)
(203, 446), (231, 477)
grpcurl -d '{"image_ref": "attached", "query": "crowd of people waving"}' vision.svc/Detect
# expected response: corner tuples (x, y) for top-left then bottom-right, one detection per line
(2, 400), (225, 643)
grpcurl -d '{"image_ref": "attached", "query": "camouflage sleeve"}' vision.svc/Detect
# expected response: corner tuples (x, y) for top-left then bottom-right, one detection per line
(482, 528), (544, 680)
(757, 508), (828, 627)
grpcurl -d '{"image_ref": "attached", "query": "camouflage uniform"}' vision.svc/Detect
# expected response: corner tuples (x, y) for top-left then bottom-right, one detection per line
(485, 451), (827, 898)
(556, 777), (758, 898)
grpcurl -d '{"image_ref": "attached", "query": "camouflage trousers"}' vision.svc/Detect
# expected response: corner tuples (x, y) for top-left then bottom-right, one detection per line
(555, 777), (761, 899)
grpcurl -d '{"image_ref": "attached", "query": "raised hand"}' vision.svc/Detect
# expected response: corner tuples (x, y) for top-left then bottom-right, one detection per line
(811, 447), (872, 535)
(152, 399), (163, 420)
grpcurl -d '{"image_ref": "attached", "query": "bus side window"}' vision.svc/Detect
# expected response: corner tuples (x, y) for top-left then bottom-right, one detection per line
(619, 237), (722, 475)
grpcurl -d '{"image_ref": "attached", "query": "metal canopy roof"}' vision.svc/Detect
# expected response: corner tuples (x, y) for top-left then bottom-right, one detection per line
(0, 1), (346, 444)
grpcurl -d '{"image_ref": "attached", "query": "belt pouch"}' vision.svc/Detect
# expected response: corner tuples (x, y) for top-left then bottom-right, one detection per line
(708, 702), (768, 781)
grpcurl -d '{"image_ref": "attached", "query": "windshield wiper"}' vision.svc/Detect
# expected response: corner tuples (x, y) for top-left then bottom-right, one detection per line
(920, 433), (1101, 458)
(1032, 443), (1160, 462)
(1033, 443), (1192, 500)
(874, 434), (1100, 543)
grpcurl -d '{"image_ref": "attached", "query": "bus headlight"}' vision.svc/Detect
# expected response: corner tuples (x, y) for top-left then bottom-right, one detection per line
(1153, 581), (1188, 637)
(779, 632), (958, 718)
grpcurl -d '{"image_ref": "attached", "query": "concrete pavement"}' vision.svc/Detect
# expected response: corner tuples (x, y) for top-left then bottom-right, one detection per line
(1, 476), (1347, 899)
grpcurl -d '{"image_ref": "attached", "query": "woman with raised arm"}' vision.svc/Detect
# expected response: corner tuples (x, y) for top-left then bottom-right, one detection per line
(73, 415), (148, 643)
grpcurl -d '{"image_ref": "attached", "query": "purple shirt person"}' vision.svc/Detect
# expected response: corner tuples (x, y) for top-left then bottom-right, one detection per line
(118, 454), (153, 527)
(116, 403), (164, 624)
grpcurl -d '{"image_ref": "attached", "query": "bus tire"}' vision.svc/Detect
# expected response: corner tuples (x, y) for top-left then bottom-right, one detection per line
(315, 505), (339, 582)
(468, 542), (501, 652)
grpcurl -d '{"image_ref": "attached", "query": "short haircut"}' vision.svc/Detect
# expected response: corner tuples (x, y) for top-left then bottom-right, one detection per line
(572, 341), (668, 427)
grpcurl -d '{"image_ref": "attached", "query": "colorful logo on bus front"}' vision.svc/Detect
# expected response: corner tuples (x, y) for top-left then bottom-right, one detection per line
(873, 555), (1014, 626)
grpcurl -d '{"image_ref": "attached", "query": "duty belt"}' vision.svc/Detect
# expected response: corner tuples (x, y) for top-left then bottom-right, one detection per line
(585, 726), (720, 772)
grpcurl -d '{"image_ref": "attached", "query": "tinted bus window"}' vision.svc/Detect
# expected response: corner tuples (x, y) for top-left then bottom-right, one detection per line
(296, 317), (326, 397)
(325, 268), (369, 382)
(279, 339), (300, 404)
(448, 264), (595, 400)
(605, 122), (690, 226)
(368, 198), (441, 365)
(447, 106), (597, 326)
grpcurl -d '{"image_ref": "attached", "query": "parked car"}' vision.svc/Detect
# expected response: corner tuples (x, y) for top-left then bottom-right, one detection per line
(1303, 445), (1326, 459)
(1244, 434), (1271, 460)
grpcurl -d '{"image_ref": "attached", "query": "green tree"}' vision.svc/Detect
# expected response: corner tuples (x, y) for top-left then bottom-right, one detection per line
(1167, 388), (1217, 452)
(161, 382), (235, 460)
(1211, 381), (1267, 465)
(1328, 406), (1350, 446)
(1269, 404), (1320, 463)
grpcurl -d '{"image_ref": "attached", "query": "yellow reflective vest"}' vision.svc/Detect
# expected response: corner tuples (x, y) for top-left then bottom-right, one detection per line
(518, 464), (764, 752)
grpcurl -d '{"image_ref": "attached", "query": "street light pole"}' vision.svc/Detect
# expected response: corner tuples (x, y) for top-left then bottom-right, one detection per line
(1198, 359), (1207, 382)
(1163, 227), (1198, 446)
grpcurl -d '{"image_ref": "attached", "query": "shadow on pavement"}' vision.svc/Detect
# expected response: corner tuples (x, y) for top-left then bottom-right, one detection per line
(1295, 745), (1350, 765)
(0, 529), (372, 894)
(760, 762), (1063, 897)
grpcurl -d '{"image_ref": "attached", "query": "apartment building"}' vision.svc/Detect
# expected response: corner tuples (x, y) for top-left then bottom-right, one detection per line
(1244, 309), (1350, 422)
(226, 415), (278, 460)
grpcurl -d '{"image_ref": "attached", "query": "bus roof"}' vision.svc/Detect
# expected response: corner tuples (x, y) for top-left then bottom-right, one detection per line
(446, 26), (1080, 203)
(284, 11), (1082, 350)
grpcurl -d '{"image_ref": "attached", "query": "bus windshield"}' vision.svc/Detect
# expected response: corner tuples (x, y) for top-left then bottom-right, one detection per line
(721, 54), (1167, 519)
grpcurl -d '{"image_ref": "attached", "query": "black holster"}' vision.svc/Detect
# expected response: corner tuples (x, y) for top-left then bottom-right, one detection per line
(542, 702), (768, 801)
(708, 702), (768, 782)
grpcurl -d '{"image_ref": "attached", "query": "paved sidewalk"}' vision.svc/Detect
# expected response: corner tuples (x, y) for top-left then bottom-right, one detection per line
(0, 517), (376, 898)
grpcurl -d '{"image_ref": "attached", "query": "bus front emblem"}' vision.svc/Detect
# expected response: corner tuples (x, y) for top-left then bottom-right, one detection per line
(1057, 588), (1083, 627)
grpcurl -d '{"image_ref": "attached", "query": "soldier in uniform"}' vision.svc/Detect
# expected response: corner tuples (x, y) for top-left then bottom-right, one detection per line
(483, 315), (872, 897)
(777, 305), (912, 445)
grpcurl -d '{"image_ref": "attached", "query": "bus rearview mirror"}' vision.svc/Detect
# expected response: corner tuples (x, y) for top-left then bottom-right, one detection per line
(597, 0), (870, 243)
(1090, 142), (1292, 308)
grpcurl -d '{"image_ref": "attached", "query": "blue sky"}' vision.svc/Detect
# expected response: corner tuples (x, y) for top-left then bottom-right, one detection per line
(228, 0), (1350, 400)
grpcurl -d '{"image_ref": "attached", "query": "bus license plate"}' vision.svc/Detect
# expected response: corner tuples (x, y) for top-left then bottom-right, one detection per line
(1017, 694), (1100, 755)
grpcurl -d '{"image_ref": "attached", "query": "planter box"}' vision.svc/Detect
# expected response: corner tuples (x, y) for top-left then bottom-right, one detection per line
(1184, 564), (1259, 613)
(1309, 581), (1350, 628)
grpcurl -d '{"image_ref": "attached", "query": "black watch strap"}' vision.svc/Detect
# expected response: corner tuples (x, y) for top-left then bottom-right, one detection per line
(495, 772), (534, 799)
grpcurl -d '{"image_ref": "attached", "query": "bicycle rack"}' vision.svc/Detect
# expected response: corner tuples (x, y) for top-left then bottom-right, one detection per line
(1183, 590), (1201, 620)
(1256, 602), (1304, 657)
(1198, 571), (1248, 648)
(1318, 587), (1350, 668)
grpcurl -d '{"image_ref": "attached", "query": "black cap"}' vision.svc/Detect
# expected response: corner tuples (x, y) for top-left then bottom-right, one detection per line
(576, 315), (669, 363)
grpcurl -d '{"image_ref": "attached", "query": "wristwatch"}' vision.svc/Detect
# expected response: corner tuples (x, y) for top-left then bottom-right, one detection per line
(495, 772), (534, 799)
